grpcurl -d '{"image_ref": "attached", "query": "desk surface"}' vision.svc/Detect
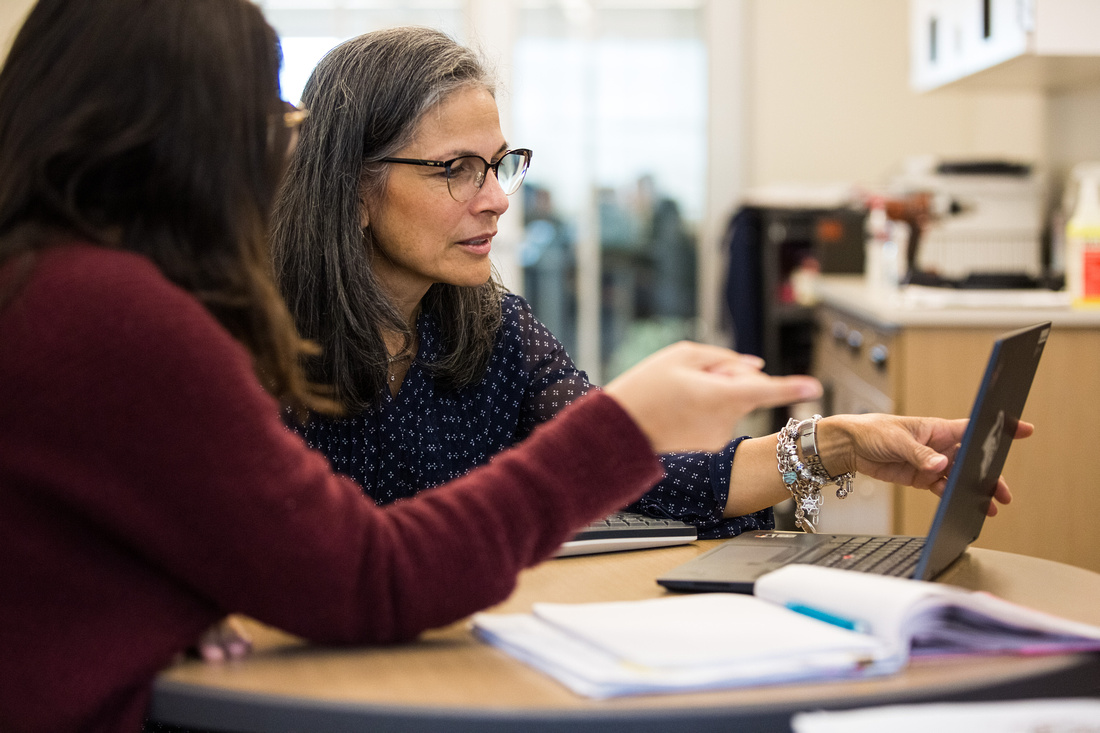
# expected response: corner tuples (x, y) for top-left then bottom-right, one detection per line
(152, 543), (1100, 733)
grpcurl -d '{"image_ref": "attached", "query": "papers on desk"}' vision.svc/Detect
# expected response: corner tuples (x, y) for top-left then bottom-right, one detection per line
(791, 699), (1100, 733)
(471, 565), (1100, 699)
(474, 593), (895, 698)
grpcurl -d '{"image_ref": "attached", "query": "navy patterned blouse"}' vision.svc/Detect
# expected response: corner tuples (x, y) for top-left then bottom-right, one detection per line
(296, 294), (773, 539)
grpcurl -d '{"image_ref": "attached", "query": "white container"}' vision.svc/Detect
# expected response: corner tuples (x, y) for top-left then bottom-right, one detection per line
(863, 198), (907, 296)
(864, 199), (887, 292)
(1066, 162), (1100, 307)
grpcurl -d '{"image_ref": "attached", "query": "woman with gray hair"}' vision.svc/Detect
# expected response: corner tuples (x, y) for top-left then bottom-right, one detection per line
(271, 26), (1015, 539)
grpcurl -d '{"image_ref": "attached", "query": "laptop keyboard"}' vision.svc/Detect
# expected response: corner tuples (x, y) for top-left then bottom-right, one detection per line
(555, 512), (697, 557)
(791, 535), (926, 577)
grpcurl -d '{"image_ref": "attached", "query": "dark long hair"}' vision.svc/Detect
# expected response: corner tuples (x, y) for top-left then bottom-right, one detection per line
(271, 27), (504, 414)
(0, 0), (336, 415)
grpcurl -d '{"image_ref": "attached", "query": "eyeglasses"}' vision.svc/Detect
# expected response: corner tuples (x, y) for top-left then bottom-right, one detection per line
(379, 148), (532, 202)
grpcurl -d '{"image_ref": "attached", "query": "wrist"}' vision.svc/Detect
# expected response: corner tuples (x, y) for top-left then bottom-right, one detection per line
(814, 416), (856, 477)
(776, 414), (854, 533)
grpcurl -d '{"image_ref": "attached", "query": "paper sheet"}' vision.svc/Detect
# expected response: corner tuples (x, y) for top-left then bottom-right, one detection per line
(791, 698), (1100, 733)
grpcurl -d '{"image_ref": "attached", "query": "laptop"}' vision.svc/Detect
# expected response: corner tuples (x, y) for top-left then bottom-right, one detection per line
(657, 321), (1051, 593)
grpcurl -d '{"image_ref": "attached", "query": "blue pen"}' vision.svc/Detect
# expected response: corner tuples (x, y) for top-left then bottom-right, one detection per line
(786, 602), (867, 633)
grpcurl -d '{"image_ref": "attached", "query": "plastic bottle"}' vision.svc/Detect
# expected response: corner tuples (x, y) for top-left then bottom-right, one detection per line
(864, 197), (885, 291)
(1066, 162), (1100, 307)
(864, 196), (899, 295)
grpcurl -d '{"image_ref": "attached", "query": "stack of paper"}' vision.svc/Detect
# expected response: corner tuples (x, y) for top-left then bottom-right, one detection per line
(473, 593), (902, 699)
(791, 699), (1100, 733)
(472, 565), (1100, 699)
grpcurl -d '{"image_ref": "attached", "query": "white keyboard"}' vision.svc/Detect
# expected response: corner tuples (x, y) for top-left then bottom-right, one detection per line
(555, 512), (697, 557)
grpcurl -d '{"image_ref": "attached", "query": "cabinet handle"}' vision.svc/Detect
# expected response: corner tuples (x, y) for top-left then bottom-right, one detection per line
(869, 344), (889, 369)
(846, 330), (863, 352)
(831, 321), (849, 344)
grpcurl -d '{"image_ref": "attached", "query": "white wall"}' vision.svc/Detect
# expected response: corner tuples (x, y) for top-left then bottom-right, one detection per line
(743, 0), (1047, 190)
(1048, 87), (1100, 195)
(0, 0), (33, 57)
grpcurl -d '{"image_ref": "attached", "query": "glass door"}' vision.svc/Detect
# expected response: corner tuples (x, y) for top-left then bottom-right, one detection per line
(513, 1), (706, 381)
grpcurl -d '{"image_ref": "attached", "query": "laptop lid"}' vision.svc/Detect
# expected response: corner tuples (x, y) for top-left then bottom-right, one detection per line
(911, 320), (1050, 580)
(656, 321), (1051, 593)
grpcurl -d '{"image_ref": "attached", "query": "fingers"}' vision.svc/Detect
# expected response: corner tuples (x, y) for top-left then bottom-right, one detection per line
(986, 479), (1012, 517)
(687, 343), (821, 407)
(1013, 420), (1035, 439)
(909, 442), (949, 474)
(725, 374), (823, 409)
(925, 461), (1012, 520)
(605, 341), (823, 454)
(704, 353), (766, 375)
(198, 617), (252, 663)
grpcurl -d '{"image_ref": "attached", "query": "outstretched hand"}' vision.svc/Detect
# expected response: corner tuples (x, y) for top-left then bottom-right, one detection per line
(818, 414), (1034, 516)
(605, 341), (823, 454)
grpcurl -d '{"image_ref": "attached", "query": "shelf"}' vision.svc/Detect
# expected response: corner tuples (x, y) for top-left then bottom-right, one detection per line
(928, 54), (1100, 93)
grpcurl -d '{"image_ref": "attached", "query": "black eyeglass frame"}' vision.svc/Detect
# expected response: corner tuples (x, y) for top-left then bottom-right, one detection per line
(379, 148), (532, 202)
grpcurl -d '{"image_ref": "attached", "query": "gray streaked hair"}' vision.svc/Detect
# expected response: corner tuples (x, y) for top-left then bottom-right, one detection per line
(271, 26), (504, 413)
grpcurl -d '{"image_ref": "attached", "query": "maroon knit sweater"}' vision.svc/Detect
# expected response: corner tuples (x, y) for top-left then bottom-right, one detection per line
(0, 244), (664, 733)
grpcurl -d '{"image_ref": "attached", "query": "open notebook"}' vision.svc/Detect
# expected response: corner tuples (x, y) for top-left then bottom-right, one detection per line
(658, 321), (1050, 593)
(473, 562), (1100, 698)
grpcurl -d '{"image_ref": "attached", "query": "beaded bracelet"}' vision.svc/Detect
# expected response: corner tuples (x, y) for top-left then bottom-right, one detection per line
(775, 414), (854, 533)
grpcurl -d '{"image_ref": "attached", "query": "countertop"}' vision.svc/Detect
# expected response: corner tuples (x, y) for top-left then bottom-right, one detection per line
(814, 275), (1100, 329)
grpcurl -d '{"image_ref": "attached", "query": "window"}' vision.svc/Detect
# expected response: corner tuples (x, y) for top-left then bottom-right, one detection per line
(256, 0), (464, 103)
(514, 2), (706, 380)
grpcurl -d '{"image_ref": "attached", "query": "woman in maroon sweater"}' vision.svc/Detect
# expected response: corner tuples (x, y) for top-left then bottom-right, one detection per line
(0, 1), (833, 731)
(0, 1), (1020, 732)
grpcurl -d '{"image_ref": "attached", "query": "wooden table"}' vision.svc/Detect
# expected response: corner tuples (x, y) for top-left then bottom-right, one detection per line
(151, 542), (1100, 732)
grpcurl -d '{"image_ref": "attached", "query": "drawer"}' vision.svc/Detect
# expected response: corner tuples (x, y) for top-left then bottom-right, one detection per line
(815, 308), (897, 398)
(811, 306), (898, 535)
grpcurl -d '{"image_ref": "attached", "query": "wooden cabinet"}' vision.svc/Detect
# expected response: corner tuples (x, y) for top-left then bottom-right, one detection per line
(911, 0), (1100, 92)
(814, 281), (1100, 573)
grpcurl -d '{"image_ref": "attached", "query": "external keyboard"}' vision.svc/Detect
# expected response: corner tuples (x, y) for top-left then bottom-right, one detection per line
(555, 512), (698, 557)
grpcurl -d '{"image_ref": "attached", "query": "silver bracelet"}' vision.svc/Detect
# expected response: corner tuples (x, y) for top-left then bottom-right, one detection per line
(799, 414), (854, 500)
(776, 414), (853, 533)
